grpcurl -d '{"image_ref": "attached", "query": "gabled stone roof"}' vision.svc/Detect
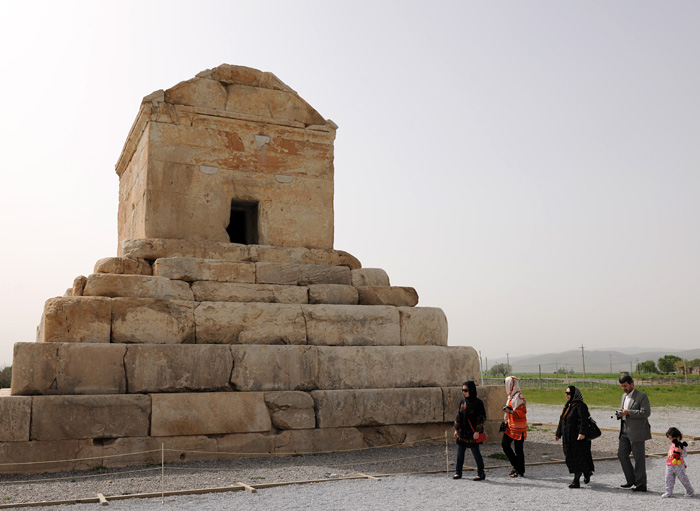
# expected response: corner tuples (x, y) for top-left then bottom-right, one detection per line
(144, 64), (328, 127)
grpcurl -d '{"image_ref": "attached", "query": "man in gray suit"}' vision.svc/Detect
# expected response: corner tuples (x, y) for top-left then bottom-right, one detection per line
(616, 374), (651, 492)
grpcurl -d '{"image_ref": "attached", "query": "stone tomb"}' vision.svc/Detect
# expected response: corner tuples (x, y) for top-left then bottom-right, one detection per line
(1, 65), (497, 475)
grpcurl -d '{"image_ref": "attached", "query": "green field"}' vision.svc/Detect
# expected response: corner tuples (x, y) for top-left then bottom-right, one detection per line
(517, 372), (699, 381)
(525, 385), (700, 408)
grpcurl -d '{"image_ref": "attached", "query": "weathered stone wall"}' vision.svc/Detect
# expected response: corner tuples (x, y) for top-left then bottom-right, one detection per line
(116, 66), (337, 250)
(0, 385), (501, 475)
(12, 343), (477, 395)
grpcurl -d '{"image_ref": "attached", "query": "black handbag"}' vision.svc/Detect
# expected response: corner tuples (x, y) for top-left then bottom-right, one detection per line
(498, 421), (507, 433)
(587, 416), (602, 440)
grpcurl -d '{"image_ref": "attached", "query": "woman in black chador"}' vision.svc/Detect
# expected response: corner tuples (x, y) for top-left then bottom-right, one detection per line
(453, 380), (486, 480)
(555, 385), (595, 488)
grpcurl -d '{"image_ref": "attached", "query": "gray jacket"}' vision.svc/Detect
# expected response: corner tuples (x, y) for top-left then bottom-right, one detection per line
(619, 388), (652, 442)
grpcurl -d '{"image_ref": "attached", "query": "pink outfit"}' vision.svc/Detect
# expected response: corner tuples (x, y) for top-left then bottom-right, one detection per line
(664, 442), (694, 497)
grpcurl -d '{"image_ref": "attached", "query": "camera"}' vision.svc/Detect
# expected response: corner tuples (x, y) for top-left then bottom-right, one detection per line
(611, 410), (623, 419)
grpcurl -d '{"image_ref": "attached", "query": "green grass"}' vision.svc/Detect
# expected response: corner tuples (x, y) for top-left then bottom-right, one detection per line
(525, 385), (700, 408)
(487, 452), (508, 460)
(517, 372), (699, 380)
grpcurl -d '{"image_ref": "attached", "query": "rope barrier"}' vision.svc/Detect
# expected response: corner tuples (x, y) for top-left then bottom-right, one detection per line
(0, 449), (163, 467)
(0, 466), (161, 486)
(156, 434), (448, 460)
(0, 434), (448, 470)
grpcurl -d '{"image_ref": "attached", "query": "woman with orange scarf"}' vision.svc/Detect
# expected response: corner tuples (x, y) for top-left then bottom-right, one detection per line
(502, 376), (527, 477)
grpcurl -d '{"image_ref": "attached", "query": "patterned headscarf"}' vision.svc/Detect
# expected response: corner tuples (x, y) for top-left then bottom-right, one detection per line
(505, 376), (525, 410)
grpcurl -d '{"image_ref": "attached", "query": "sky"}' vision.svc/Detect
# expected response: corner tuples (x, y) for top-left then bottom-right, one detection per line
(0, 1), (698, 368)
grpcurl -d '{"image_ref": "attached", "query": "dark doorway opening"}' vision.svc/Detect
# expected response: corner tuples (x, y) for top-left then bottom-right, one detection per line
(226, 200), (258, 244)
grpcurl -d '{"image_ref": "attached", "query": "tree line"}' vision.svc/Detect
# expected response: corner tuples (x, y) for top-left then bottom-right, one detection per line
(636, 356), (700, 375)
(0, 365), (11, 388)
(487, 355), (700, 378)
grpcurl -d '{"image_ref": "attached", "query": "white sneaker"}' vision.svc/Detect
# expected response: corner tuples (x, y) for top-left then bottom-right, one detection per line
(684, 493), (695, 498)
(660, 493), (672, 498)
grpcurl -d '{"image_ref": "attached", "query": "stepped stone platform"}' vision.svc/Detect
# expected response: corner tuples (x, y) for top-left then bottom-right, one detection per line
(0, 65), (495, 475)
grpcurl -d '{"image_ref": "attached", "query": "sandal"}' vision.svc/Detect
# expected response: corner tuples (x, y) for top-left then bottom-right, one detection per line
(508, 468), (517, 476)
(510, 472), (522, 478)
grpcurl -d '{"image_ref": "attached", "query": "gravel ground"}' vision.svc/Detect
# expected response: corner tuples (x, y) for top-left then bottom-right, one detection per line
(1, 404), (698, 510)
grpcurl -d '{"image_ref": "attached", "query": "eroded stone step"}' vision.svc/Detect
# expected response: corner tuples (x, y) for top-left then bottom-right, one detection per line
(120, 238), (362, 269)
(11, 343), (472, 395)
(38, 299), (443, 346)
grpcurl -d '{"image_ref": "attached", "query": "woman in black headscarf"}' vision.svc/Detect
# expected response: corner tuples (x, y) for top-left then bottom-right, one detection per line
(555, 385), (595, 488)
(453, 381), (487, 480)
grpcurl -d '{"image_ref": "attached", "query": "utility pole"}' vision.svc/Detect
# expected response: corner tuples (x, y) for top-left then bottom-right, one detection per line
(580, 344), (586, 379)
(538, 364), (542, 389)
(609, 354), (613, 373)
(506, 353), (510, 373)
(485, 357), (488, 375)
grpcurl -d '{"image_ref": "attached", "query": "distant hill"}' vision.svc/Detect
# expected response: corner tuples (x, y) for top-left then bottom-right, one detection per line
(489, 348), (700, 375)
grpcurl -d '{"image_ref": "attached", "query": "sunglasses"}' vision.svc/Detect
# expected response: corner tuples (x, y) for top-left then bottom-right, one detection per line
(462, 389), (469, 392)
(565, 391), (571, 395)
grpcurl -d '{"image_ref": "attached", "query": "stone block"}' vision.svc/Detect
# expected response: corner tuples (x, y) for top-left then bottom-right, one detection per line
(308, 284), (358, 305)
(83, 274), (194, 300)
(0, 396), (32, 441)
(442, 386), (463, 423)
(151, 393), (272, 436)
(357, 286), (418, 307)
(99, 437), (160, 468)
(264, 391), (315, 430)
(224, 83), (326, 125)
(124, 344), (233, 393)
(358, 423), (451, 447)
(312, 388), (443, 428)
(37, 297), (111, 343)
(316, 346), (475, 390)
(398, 307), (448, 346)
(195, 302), (306, 344)
(111, 298), (195, 344)
(153, 257), (255, 283)
(11, 343), (127, 395)
(479, 385), (508, 424)
(94, 257), (152, 275)
(71, 275), (87, 296)
(230, 345), (318, 391)
(273, 427), (366, 454)
(121, 238), (248, 261)
(306, 249), (361, 270)
(302, 305), (400, 346)
(0, 439), (100, 474)
(444, 346), (481, 385)
(30, 395), (150, 440)
(146, 435), (221, 463)
(256, 262), (351, 286)
(215, 432), (275, 456)
(351, 268), (390, 287)
(120, 238), (361, 269)
(165, 76), (228, 110)
(191, 281), (308, 303)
